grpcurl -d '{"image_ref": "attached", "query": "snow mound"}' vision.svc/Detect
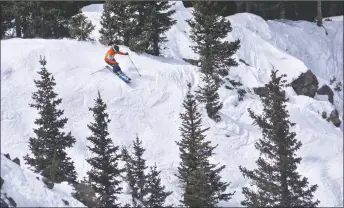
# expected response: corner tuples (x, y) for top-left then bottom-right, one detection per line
(0, 154), (85, 207)
(1, 2), (343, 207)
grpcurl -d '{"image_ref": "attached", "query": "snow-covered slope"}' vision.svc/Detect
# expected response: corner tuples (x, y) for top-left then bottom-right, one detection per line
(1, 2), (343, 207)
(0, 154), (85, 207)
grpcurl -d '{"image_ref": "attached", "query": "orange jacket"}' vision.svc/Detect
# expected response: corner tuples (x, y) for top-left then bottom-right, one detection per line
(104, 47), (126, 64)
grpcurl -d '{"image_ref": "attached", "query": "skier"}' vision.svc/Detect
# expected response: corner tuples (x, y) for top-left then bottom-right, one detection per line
(104, 45), (129, 75)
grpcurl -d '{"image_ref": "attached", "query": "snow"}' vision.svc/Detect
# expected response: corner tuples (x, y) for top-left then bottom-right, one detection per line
(1, 2), (343, 207)
(0, 155), (85, 207)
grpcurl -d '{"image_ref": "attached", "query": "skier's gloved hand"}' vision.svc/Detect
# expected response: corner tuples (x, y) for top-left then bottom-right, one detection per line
(124, 52), (129, 55)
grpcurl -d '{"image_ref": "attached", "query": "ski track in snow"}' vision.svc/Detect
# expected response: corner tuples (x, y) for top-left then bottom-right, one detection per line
(0, 2), (343, 207)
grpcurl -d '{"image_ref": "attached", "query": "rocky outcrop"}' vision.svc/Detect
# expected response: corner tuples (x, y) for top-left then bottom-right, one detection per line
(4, 154), (11, 160)
(329, 109), (341, 127)
(291, 70), (319, 97)
(317, 84), (334, 104)
(12, 158), (20, 166)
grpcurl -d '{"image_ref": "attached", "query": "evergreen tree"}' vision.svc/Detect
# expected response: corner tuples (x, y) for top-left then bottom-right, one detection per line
(85, 91), (124, 207)
(127, 2), (152, 53)
(23, 56), (77, 183)
(195, 74), (223, 121)
(69, 12), (95, 41)
(0, 2), (14, 38)
(138, 1), (176, 56)
(121, 146), (136, 197)
(187, 1), (240, 121)
(239, 69), (320, 207)
(122, 135), (149, 207)
(99, 1), (133, 45)
(176, 83), (234, 207)
(143, 163), (173, 207)
(5, 1), (84, 39)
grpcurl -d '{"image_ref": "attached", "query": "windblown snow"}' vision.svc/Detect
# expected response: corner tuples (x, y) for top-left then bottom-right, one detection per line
(1, 2), (343, 207)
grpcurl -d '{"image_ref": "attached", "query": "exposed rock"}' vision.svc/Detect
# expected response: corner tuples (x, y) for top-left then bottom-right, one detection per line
(4, 154), (11, 160)
(61, 199), (69, 205)
(12, 158), (20, 166)
(317, 84), (334, 104)
(1, 176), (4, 189)
(329, 109), (341, 127)
(42, 177), (54, 189)
(71, 182), (100, 208)
(291, 70), (319, 97)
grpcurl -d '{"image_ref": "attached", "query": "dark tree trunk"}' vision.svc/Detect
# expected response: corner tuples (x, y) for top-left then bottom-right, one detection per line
(317, 0), (323, 26)
(236, 1), (243, 13)
(15, 15), (21, 37)
(245, 2), (251, 13)
(279, 2), (286, 19)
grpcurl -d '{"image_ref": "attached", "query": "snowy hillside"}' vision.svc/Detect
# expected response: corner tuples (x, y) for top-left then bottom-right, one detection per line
(1, 154), (85, 207)
(1, 2), (343, 207)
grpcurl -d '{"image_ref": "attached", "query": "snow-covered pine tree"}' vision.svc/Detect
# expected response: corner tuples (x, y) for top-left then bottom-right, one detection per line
(176, 82), (234, 207)
(69, 11), (95, 41)
(239, 69), (320, 207)
(24, 56), (77, 183)
(187, 1), (240, 121)
(143, 163), (173, 207)
(122, 135), (149, 207)
(121, 146), (136, 197)
(85, 91), (123, 207)
(99, 1), (132, 45)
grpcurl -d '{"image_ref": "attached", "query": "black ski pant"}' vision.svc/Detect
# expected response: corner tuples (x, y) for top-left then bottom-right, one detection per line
(106, 62), (122, 74)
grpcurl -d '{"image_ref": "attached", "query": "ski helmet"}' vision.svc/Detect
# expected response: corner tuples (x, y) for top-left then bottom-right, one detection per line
(112, 45), (119, 52)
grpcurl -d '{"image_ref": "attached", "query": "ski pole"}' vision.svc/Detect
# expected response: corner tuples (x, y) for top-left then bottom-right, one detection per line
(128, 55), (141, 76)
(91, 68), (106, 75)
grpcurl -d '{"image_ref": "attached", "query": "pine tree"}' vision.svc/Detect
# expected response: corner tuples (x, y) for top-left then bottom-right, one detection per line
(187, 1), (240, 120)
(142, 1), (176, 56)
(23, 56), (77, 183)
(69, 12), (95, 41)
(127, 2), (152, 53)
(122, 135), (149, 207)
(1, 2), (14, 38)
(195, 74), (223, 121)
(143, 163), (173, 207)
(176, 83), (234, 207)
(85, 91), (123, 207)
(239, 69), (320, 207)
(99, 1), (133, 45)
(121, 146), (136, 197)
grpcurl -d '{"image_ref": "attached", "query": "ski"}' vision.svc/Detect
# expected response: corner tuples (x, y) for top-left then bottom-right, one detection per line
(105, 66), (131, 83)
